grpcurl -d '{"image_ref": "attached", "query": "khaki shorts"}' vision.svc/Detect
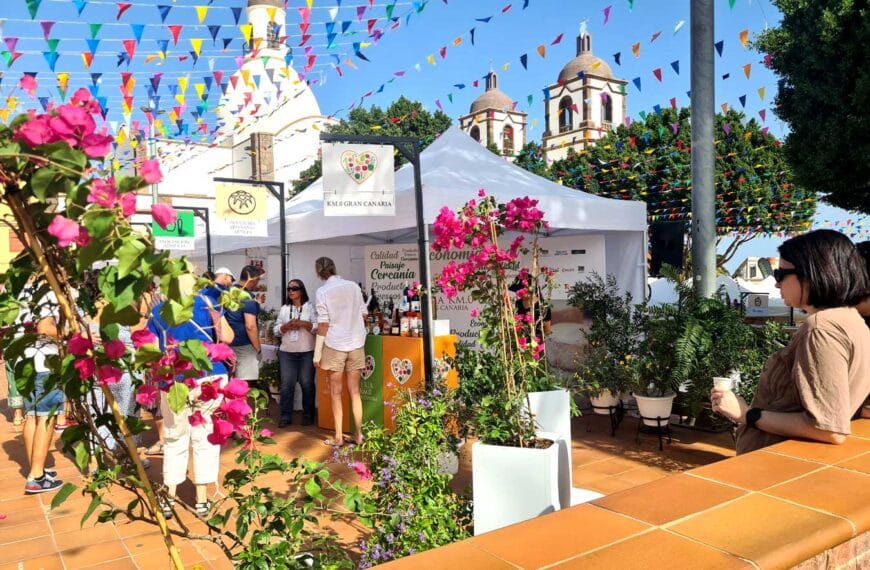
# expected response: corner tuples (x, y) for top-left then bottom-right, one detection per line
(320, 345), (365, 372)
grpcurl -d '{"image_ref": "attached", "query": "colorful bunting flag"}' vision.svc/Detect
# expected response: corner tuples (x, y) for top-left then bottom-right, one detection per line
(157, 5), (171, 23)
(739, 29), (749, 48)
(670, 60), (680, 74)
(602, 5), (612, 25)
(116, 3), (132, 21)
(743, 63), (752, 78)
(631, 42), (640, 58)
(714, 40), (724, 56)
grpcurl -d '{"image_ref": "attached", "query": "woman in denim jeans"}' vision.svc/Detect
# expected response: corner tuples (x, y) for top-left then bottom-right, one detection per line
(274, 279), (317, 427)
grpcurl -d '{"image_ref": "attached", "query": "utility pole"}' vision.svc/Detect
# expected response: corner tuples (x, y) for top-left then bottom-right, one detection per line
(691, 0), (717, 298)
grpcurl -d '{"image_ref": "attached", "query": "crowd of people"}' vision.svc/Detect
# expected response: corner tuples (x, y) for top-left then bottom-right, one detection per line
(3, 234), (869, 506)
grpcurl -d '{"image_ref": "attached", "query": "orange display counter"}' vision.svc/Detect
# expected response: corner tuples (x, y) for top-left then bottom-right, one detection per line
(316, 334), (458, 433)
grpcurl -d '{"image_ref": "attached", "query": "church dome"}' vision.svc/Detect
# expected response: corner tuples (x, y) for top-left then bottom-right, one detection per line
(558, 30), (613, 81)
(469, 71), (514, 113)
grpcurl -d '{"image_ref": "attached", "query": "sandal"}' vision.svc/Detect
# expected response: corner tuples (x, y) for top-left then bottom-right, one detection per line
(54, 422), (68, 433)
(12, 416), (24, 433)
(195, 500), (212, 519)
(159, 497), (175, 520)
(145, 441), (164, 456)
(323, 437), (345, 447)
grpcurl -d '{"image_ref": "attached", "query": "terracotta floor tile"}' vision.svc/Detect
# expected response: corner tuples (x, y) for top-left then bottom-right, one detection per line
(581, 476), (641, 496)
(551, 529), (753, 569)
(0, 554), (64, 570)
(690, 450), (822, 491)
(114, 517), (160, 538)
(613, 466), (670, 486)
(849, 419), (870, 439)
(123, 530), (172, 556)
(470, 504), (650, 568)
(0, 519), (52, 545)
(669, 493), (853, 568)
(592, 473), (746, 525)
(837, 451), (870, 475)
(0, 536), (56, 565)
(765, 466), (870, 533)
(376, 540), (517, 569)
(48, 512), (101, 534)
(767, 436), (870, 464)
(53, 522), (119, 551)
(79, 556), (138, 570)
(60, 539), (129, 568)
(0, 506), (45, 527)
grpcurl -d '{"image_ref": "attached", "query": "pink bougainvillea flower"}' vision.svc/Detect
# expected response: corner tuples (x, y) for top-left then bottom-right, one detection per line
(15, 115), (58, 147)
(19, 74), (38, 97)
(119, 192), (137, 218)
(151, 203), (177, 229)
(81, 131), (114, 159)
(189, 410), (206, 427)
(478, 188), (486, 197)
(87, 178), (117, 208)
(49, 104), (96, 146)
(47, 215), (81, 248)
(103, 339), (126, 359)
(135, 384), (159, 407)
(351, 461), (372, 481)
(70, 87), (101, 114)
(260, 428), (274, 438)
(73, 357), (96, 379)
(207, 418), (234, 445)
(469, 308), (480, 318)
(204, 342), (235, 363)
(198, 381), (220, 402)
(221, 398), (252, 427)
(96, 364), (124, 386)
(139, 159), (163, 184)
(131, 329), (157, 348)
(76, 227), (91, 248)
(68, 333), (93, 355)
(221, 378), (249, 400)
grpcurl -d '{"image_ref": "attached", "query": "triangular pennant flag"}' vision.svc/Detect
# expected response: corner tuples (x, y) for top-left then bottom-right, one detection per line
(632, 77), (641, 91)
(230, 6), (242, 25)
(758, 109), (766, 122)
(669, 97), (677, 109)
(89, 23), (102, 39)
(45, 38), (59, 53)
(341, 21), (353, 33)
(194, 83), (205, 100)
(757, 86), (765, 100)
(721, 103), (729, 113)
(537, 44), (546, 58)
(631, 42), (640, 58)
(613, 52), (621, 65)
(42, 51), (59, 71)
(190, 38), (203, 57)
(670, 60), (679, 74)
(157, 5), (171, 23)
(738, 94), (746, 108)
(195, 6), (208, 24)
(26, 0), (42, 19)
(38, 95), (49, 110)
(602, 5), (612, 25)
(239, 24), (253, 45)
(130, 23), (145, 44)
(650, 31), (661, 43)
(40, 21), (54, 40)
(222, 38), (233, 50)
(116, 3), (132, 21)
(155, 39), (169, 57)
(439, 46), (447, 59)
(742, 63), (751, 78)
(714, 40), (724, 56)
(168, 25), (182, 45)
(739, 29), (749, 48)
(551, 33), (563, 45)
(189, 50), (199, 64)
(122, 39), (136, 60)
(652, 68), (662, 82)
(73, 0), (87, 15)
(81, 51), (94, 68)
(150, 72), (162, 92)
(85, 38), (100, 54)
(470, 27), (476, 45)
(208, 25), (221, 44)
(520, 53), (528, 69)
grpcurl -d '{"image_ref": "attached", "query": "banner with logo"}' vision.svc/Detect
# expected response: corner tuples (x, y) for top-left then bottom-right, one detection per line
(213, 182), (268, 236)
(322, 143), (395, 216)
(153, 210), (195, 250)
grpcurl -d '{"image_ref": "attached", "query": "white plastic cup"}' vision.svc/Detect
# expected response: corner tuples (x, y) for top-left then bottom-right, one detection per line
(713, 377), (733, 391)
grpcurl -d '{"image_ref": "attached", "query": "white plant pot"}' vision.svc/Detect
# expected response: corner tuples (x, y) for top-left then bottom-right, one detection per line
(590, 389), (620, 413)
(472, 433), (560, 535)
(634, 393), (676, 427)
(526, 390), (572, 508)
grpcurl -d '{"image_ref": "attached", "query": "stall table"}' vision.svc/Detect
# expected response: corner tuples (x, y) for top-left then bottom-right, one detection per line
(317, 334), (458, 433)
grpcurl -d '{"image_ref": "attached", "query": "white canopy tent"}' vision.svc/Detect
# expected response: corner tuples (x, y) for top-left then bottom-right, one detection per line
(210, 126), (648, 303)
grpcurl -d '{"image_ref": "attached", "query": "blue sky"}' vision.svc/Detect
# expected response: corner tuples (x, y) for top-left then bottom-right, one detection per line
(1, 0), (865, 269)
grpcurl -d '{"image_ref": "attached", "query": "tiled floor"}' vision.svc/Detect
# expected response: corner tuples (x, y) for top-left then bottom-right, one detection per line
(1, 382), (737, 569)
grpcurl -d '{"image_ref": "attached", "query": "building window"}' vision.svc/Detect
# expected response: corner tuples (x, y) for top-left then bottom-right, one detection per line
(601, 92), (613, 124)
(502, 125), (514, 156)
(558, 97), (573, 133)
(470, 125), (481, 142)
(267, 23), (281, 49)
(582, 89), (589, 122)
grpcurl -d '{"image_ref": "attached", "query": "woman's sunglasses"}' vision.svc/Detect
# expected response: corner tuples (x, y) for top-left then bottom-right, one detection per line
(773, 268), (800, 283)
(287, 286), (301, 292)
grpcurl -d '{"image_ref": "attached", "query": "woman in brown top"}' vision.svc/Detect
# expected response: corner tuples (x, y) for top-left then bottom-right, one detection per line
(711, 230), (870, 454)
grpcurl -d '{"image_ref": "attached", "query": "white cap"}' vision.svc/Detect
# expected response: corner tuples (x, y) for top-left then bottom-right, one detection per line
(215, 267), (235, 279)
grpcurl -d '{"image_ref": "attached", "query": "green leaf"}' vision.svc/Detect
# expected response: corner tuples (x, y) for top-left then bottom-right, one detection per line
(29, 167), (61, 201)
(134, 343), (164, 365)
(75, 235), (113, 271)
(178, 339), (212, 374)
(159, 298), (193, 327)
(0, 141), (22, 156)
(167, 382), (189, 414)
(48, 145), (88, 175)
(116, 237), (147, 278)
(117, 175), (146, 194)
(0, 295), (20, 326)
(82, 210), (116, 239)
(99, 303), (141, 327)
(50, 483), (78, 510)
(80, 495), (102, 526)
(126, 498), (141, 514)
(303, 477), (322, 500)
(73, 442), (90, 472)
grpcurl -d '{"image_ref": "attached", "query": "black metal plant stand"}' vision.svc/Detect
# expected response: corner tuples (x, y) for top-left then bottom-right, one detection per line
(635, 416), (673, 451)
(587, 401), (625, 437)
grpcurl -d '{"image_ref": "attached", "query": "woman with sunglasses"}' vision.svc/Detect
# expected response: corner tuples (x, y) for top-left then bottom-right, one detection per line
(273, 280), (317, 427)
(712, 229), (870, 454)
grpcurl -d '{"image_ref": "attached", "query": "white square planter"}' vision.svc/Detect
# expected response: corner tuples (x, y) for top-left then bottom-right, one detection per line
(472, 433), (560, 535)
(527, 390), (572, 508)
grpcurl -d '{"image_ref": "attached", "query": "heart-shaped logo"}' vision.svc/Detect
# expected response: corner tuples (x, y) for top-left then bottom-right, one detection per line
(434, 358), (451, 380)
(390, 357), (413, 385)
(340, 150), (377, 185)
(362, 355), (375, 380)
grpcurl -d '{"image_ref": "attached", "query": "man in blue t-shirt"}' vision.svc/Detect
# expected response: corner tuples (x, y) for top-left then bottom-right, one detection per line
(225, 265), (265, 383)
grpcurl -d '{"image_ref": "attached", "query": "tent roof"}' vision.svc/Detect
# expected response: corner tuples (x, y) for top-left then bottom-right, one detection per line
(212, 126), (646, 252)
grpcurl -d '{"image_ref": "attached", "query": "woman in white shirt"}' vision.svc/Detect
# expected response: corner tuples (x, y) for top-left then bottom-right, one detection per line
(273, 279), (317, 427)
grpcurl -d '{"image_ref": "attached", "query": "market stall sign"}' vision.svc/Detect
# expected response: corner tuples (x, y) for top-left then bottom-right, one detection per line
(213, 182), (268, 236)
(322, 143), (395, 216)
(152, 210), (195, 250)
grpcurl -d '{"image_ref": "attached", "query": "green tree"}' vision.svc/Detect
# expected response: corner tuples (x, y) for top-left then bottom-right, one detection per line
(486, 141), (501, 155)
(755, 0), (869, 213)
(513, 142), (553, 179)
(291, 97), (451, 193)
(548, 107), (813, 267)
